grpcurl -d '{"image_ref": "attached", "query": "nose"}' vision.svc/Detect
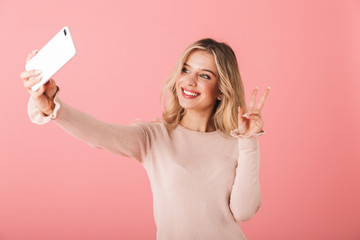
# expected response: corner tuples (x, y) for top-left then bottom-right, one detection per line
(184, 73), (197, 86)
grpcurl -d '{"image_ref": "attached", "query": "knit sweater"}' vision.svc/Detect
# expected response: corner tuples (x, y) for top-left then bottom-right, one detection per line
(28, 88), (265, 240)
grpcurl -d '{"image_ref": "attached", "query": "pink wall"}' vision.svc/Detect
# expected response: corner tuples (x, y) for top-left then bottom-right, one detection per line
(1, 0), (359, 239)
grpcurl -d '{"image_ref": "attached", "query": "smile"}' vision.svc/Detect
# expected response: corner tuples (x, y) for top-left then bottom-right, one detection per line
(182, 88), (200, 97)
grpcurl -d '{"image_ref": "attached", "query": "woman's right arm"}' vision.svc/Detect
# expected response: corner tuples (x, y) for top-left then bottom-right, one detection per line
(21, 50), (151, 164)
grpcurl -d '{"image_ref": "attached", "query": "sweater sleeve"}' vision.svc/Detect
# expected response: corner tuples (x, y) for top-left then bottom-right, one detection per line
(228, 129), (265, 222)
(27, 88), (152, 164)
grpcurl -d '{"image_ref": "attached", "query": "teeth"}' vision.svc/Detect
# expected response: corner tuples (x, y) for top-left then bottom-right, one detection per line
(183, 89), (199, 96)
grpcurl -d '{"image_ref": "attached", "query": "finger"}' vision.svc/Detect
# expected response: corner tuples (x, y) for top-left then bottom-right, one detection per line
(238, 106), (244, 116)
(238, 106), (248, 123)
(24, 75), (42, 88)
(248, 114), (262, 120)
(242, 112), (250, 119)
(247, 109), (261, 115)
(242, 109), (261, 119)
(256, 87), (270, 111)
(237, 110), (249, 133)
(20, 69), (42, 80)
(244, 112), (262, 121)
(26, 49), (39, 63)
(31, 85), (46, 99)
(46, 78), (56, 88)
(248, 87), (258, 112)
(254, 118), (264, 130)
(238, 106), (249, 120)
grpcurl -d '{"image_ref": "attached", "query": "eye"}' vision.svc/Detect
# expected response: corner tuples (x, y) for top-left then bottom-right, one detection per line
(201, 74), (211, 79)
(182, 67), (189, 73)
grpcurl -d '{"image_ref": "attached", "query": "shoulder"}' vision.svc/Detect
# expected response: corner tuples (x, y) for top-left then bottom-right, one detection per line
(131, 119), (168, 136)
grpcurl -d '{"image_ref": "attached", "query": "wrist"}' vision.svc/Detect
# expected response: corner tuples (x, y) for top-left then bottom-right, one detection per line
(245, 129), (265, 136)
(42, 101), (55, 116)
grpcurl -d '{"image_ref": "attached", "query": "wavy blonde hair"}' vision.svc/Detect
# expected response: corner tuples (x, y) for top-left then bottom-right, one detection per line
(156, 38), (248, 137)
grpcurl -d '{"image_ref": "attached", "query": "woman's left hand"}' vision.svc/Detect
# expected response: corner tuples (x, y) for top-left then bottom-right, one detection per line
(237, 87), (270, 136)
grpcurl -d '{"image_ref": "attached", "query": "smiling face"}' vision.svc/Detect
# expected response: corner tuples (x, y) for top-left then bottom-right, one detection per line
(176, 50), (221, 114)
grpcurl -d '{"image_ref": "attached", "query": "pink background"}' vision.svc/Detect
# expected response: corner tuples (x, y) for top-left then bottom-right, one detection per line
(1, 0), (359, 239)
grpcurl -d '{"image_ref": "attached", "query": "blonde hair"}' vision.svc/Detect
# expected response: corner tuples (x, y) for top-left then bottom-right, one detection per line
(155, 38), (248, 137)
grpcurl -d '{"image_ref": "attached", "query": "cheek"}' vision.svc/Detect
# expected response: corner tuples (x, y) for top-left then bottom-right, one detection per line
(202, 82), (218, 95)
(176, 75), (185, 85)
(175, 75), (182, 86)
(176, 76), (187, 91)
(175, 78), (182, 94)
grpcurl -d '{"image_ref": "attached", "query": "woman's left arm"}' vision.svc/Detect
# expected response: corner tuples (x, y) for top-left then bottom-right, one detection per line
(229, 87), (270, 223)
(229, 132), (264, 222)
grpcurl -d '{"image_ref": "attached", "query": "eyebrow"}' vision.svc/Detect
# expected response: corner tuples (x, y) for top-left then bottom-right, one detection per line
(183, 63), (217, 78)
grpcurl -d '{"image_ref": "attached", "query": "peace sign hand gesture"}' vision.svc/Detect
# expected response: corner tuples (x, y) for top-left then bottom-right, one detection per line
(236, 87), (270, 136)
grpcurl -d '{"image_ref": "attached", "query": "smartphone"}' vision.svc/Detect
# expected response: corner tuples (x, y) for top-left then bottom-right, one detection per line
(26, 26), (77, 92)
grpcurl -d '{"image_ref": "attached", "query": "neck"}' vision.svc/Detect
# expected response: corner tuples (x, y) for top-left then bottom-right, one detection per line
(179, 109), (216, 132)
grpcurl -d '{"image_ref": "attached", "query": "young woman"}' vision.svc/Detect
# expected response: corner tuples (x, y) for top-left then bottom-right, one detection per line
(21, 38), (270, 240)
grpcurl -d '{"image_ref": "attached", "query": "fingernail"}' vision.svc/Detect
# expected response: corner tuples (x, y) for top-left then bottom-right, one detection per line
(242, 113), (250, 118)
(255, 87), (258, 90)
(35, 70), (42, 74)
(32, 49), (39, 54)
(267, 86), (271, 89)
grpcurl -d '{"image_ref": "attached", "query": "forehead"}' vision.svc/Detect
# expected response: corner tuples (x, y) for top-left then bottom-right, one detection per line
(185, 50), (218, 74)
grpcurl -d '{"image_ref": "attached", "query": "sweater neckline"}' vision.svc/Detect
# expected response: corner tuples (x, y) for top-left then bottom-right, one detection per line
(176, 124), (220, 136)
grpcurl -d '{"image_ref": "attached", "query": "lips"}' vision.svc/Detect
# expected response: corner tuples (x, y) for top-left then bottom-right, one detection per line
(181, 87), (200, 99)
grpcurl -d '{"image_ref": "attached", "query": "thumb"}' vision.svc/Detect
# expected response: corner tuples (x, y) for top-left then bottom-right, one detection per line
(26, 49), (39, 64)
(238, 106), (243, 115)
(237, 106), (249, 133)
(238, 106), (248, 125)
(44, 79), (58, 99)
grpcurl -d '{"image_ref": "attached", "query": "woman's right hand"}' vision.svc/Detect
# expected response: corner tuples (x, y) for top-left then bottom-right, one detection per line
(20, 50), (59, 116)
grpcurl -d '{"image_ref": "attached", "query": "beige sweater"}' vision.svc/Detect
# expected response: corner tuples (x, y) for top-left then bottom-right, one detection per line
(28, 88), (265, 240)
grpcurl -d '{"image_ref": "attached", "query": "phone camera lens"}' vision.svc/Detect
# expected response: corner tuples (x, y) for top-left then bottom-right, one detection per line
(64, 29), (67, 36)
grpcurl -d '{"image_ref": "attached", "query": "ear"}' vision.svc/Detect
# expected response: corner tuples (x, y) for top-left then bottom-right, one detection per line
(217, 93), (222, 100)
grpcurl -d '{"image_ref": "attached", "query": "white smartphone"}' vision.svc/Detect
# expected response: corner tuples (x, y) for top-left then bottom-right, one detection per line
(26, 26), (77, 92)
